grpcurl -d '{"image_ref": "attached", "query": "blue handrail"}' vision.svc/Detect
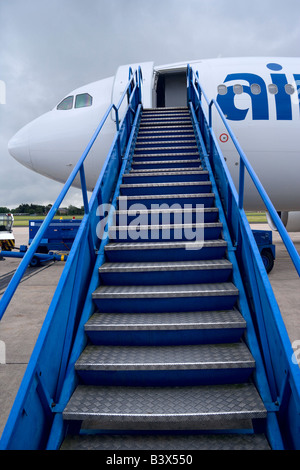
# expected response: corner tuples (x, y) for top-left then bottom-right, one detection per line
(0, 67), (142, 322)
(188, 65), (300, 277)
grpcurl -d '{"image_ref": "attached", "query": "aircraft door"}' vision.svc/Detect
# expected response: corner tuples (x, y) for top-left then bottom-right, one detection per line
(154, 69), (188, 108)
(111, 62), (154, 121)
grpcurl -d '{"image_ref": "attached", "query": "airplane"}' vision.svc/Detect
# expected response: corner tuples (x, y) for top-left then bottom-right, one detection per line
(7, 57), (300, 232)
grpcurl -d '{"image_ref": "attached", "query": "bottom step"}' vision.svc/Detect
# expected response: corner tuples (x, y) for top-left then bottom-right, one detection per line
(61, 433), (271, 451)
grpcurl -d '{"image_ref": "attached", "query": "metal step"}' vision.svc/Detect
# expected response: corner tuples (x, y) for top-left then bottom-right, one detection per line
(84, 309), (247, 346)
(123, 170), (209, 184)
(92, 283), (239, 313)
(138, 127), (195, 137)
(143, 106), (189, 111)
(104, 239), (227, 263)
(99, 259), (232, 286)
(99, 259), (232, 272)
(82, 312), (246, 349)
(108, 222), (222, 243)
(76, 343), (254, 371)
(135, 140), (197, 149)
(131, 159), (202, 169)
(120, 181), (212, 196)
(115, 207), (219, 226)
(142, 110), (190, 115)
(140, 110), (190, 115)
(85, 310), (246, 332)
(140, 122), (192, 126)
(93, 282), (239, 299)
(142, 114), (190, 118)
(60, 433), (271, 451)
(75, 342), (255, 386)
(63, 383), (267, 431)
(136, 134), (195, 143)
(141, 115), (191, 121)
(133, 152), (201, 162)
(139, 122), (192, 128)
(141, 114), (191, 120)
(140, 119), (192, 126)
(118, 193), (216, 210)
(134, 146), (199, 155)
(129, 166), (203, 173)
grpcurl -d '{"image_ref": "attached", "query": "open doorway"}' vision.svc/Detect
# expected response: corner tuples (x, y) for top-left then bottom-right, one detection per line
(154, 70), (187, 108)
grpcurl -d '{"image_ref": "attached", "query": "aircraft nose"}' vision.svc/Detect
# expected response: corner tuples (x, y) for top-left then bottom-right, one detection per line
(8, 125), (33, 169)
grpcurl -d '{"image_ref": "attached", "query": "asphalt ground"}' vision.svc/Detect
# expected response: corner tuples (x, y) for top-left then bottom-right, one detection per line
(0, 225), (299, 438)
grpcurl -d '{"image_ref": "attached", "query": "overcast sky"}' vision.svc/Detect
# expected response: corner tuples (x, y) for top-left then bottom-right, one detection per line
(1, 0), (300, 208)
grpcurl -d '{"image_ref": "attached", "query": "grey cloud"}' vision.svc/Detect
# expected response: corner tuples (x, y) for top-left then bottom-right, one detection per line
(1, 0), (300, 207)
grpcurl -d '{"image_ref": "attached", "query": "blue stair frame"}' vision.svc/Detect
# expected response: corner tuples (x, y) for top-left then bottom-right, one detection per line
(0, 66), (300, 451)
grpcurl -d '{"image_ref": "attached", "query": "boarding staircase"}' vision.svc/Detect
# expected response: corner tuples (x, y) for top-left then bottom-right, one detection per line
(60, 107), (270, 450)
(1, 67), (300, 450)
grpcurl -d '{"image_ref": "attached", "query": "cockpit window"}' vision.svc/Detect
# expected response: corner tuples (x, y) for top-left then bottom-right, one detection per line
(57, 96), (74, 110)
(75, 93), (93, 108)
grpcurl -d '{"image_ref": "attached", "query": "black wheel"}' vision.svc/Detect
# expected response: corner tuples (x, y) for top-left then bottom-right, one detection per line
(30, 256), (41, 268)
(261, 249), (275, 274)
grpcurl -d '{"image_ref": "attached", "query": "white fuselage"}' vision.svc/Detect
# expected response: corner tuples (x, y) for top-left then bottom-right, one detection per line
(8, 57), (300, 216)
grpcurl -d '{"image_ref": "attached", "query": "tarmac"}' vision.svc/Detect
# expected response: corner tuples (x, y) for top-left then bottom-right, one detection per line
(0, 224), (299, 438)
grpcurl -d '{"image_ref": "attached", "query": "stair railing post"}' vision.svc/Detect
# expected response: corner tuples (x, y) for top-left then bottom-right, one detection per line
(79, 164), (89, 215)
(235, 158), (246, 252)
(196, 71), (202, 103)
(239, 159), (245, 211)
(209, 101), (214, 163)
(138, 67), (143, 104)
(114, 106), (122, 168)
(187, 65), (192, 104)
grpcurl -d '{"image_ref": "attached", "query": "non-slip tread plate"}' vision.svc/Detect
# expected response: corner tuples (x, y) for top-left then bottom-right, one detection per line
(139, 126), (194, 131)
(131, 159), (202, 166)
(133, 152), (199, 158)
(99, 259), (232, 273)
(93, 283), (239, 299)
(105, 240), (227, 251)
(115, 207), (218, 215)
(118, 193), (215, 201)
(85, 310), (246, 331)
(129, 167), (203, 173)
(75, 342), (255, 371)
(120, 181), (210, 189)
(63, 383), (267, 423)
(124, 170), (208, 177)
(136, 140), (196, 145)
(137, 136), (195, 141)
(109, 222), (222, 233)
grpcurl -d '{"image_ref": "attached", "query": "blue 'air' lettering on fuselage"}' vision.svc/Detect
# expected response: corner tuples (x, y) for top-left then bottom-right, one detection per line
(271, 73), (292, 120)
(217, 64), (299, 121)
(217, 73), (269, 121)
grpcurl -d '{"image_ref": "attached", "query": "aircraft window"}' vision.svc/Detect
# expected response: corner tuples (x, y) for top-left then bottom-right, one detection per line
(285, 84), (295, 95)
(75, 93), (93, 108)
(57, 96), (74, 110)
(218, 85), (228, 96)
(251, 84), (261, 95)
(268, 84), (278, 95)
(233, 84), (243, 95)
